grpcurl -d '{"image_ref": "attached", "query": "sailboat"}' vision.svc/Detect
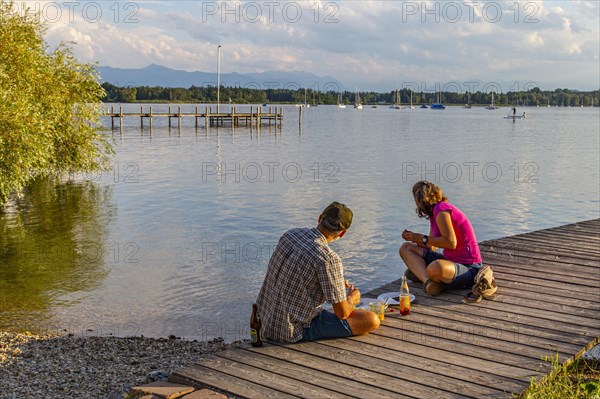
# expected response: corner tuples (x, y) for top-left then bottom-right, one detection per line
(302, 88), (310, 108)
(354, 87), (363, 109)
(462, 92), (472, 108)
(485, 92), (498, 110)
(337, 93), (346, 108)
(430, 91), (445, 110)
(389, 89), (402, 109)
(409, 91), (416, 109)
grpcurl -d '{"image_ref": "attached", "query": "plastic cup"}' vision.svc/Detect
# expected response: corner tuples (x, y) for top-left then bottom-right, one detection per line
(369, 301), (386, 321)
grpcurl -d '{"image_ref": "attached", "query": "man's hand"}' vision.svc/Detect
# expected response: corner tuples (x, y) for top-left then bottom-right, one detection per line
(345, 280), (361, 306)
(347, 286), (361, 306)
(334, 281), (361, 319)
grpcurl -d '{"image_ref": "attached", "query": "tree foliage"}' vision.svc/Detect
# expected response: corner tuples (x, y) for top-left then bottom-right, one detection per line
(102, 82), (600, 108)
(0, 1), (112, 205)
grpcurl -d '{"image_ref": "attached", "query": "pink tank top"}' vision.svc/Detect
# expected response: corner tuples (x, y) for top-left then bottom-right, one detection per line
(430, 202), (482, 265)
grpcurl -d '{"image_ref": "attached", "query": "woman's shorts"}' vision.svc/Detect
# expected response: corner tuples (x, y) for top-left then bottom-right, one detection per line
(422, 249), (483, 289)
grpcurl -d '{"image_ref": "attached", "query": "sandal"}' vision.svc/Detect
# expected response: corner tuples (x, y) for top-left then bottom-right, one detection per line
(462, 292), (482, 303)
(423, 279), (446, 296)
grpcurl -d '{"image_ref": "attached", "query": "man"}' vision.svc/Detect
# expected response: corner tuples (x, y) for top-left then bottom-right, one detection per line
(256, 202), (380, 343)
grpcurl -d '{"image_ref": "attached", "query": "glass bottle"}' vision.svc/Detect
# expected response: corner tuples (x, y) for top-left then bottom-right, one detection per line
(400, 276), (411, 316)
(250, 303), (263, 347)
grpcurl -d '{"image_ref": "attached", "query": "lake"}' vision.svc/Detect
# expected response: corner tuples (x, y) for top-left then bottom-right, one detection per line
(1, 104), (598, 342)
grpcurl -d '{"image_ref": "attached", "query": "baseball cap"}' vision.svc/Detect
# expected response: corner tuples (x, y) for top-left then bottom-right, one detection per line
(320, 202), (353, 231)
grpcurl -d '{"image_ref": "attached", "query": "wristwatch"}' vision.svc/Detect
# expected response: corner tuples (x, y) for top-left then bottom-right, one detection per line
(421, 235), (429, 245)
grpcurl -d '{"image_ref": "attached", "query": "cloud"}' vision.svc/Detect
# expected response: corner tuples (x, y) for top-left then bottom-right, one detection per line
(20, 0), (599, 90)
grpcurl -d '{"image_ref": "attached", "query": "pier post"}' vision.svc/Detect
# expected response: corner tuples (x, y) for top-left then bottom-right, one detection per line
(140, 106), (144, 129)
(111, 105), (114, 130)
(195, 106), (198, 129)
(299, 106), (302, 127)
(258, 106), (262, 130)
(178, 106), (182, 129)
(168, 106), (172, 127)
(205, 106), (209, 127)
(119, 105), (123, 129)
(149, 106), (153, 131)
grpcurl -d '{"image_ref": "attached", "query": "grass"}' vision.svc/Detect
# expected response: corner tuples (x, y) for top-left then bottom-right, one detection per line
(518, 354), (600, 399)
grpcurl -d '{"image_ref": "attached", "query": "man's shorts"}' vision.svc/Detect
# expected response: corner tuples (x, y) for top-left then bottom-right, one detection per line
(422, 249), (483, 289)
(301, 310), (353, 342)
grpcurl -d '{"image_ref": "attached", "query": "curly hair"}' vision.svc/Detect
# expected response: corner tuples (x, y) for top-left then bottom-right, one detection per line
(412, 180), (448, 219)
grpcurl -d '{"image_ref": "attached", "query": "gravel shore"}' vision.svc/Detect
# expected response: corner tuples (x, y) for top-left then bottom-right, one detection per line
(0, 331), (229, 399)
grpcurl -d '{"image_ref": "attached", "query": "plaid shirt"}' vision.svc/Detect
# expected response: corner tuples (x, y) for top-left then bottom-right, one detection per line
(256, 227), (347, 343)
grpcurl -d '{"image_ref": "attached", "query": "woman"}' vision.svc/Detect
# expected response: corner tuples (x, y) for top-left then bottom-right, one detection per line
(399, 181), (483, 296)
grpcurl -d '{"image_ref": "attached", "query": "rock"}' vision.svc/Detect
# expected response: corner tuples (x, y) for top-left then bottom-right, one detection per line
(148, 370), (169, 382)
(0, 332), (228, 399)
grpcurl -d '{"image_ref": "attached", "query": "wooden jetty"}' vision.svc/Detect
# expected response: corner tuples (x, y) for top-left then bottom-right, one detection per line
(171, 219), (600, 398)
(103, 105), (284, 130)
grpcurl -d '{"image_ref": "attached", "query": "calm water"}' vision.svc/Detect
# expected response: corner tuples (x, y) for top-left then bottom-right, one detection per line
(1, 104), (598, 341)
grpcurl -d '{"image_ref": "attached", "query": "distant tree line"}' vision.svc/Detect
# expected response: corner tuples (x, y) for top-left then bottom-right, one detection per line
(101, 82), (600, 107)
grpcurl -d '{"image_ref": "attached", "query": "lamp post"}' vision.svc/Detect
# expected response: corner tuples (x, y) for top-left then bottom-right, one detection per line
(217, 45), (221, 113)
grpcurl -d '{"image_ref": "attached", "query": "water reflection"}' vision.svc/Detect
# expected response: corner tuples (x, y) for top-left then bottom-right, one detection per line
(0, 178), (115, 332)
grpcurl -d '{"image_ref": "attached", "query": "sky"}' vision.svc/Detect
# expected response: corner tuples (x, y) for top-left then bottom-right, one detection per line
(16, 0), (600, 91)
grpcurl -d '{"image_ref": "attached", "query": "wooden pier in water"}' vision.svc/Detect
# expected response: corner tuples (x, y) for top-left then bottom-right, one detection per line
(171, 219), (600, 398)
(104, 105), (284, 130)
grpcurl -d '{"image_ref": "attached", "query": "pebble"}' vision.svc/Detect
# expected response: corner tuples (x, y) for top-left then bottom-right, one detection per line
(0, 331), (228, 399)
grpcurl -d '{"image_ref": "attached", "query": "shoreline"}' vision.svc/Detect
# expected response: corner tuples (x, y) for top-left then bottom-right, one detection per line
(0, 331), (229, 399)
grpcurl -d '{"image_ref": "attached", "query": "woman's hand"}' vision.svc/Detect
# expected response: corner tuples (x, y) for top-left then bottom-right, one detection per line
(402, 229), (425, 246)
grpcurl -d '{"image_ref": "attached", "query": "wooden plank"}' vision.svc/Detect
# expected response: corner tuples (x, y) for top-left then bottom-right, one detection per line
(278, 341), (487, 399)
(425, 289), (600, 333)
(258, 342), (448, 399)
(226, 346), (398, 399)
(216, 350), (351, 398)
(515, 226), (600, 239)
(491, 270), (600, 297)
(382, 308), (585, 355)
(368, 285), (599, 337)
(487, 236), (600, 257)
(242, 345), (405, 399)
(390, 296), (594, 346)
(170, 362), (295, 399)
(479, 278), (600, 305)
(509, 230), (600, 243)
(371, 323), (552, 373)
(346, 333), (539, 382)
(490, 263), (600, 289)
(318, 338), (529, 395)
(481, 252), (600, 278)
(377, 316), (578, 362)
(484, 237), (600, 260)
(197, 351), (337, 398)
(490, 283), (600, 310)
(480, 241), (598, 266)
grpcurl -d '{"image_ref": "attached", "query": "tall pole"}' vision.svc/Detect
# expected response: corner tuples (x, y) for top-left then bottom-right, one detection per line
(217, 45), (221, 113)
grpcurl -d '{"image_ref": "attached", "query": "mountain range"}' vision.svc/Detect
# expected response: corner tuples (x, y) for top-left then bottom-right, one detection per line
(98, 64), (344, 92)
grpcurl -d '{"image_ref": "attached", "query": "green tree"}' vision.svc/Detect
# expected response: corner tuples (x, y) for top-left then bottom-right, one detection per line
(0, 1), (112, 205)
